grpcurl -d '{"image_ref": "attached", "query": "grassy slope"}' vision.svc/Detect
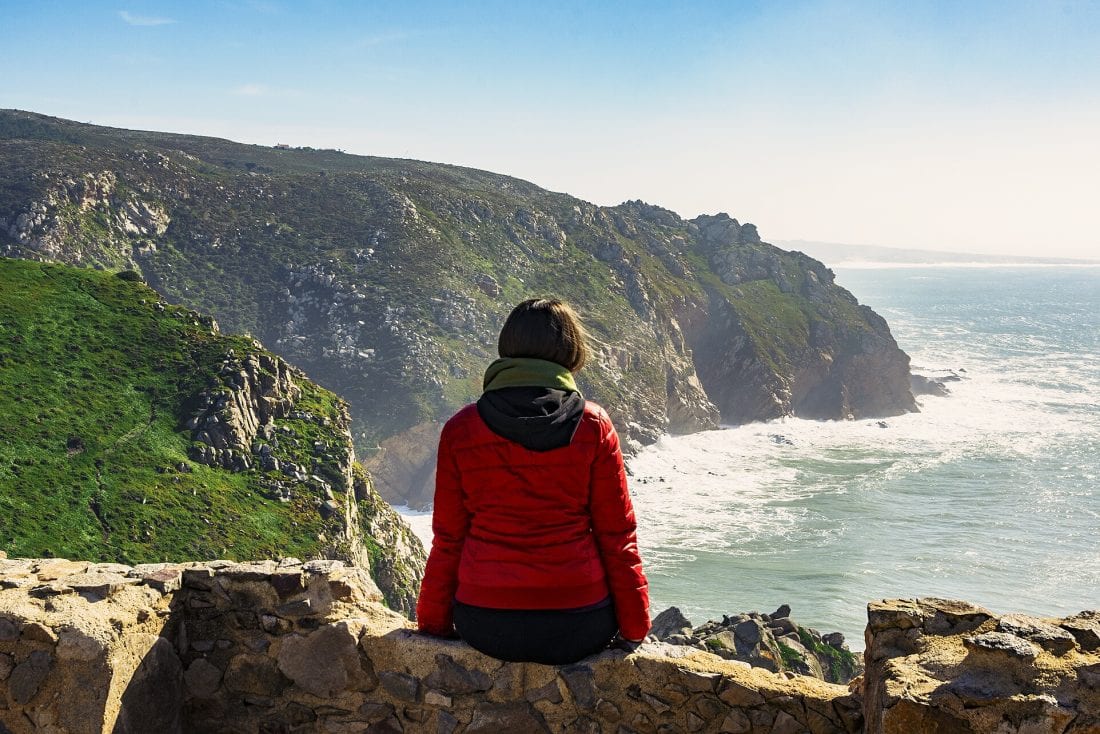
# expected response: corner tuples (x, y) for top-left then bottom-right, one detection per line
(0, 258), (344, 563)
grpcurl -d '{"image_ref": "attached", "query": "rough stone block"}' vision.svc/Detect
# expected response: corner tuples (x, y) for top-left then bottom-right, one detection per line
(220, 561), (276, 581)
(424, 689), (453, 707)
(997, 614), (1077, 655)
(560, 664), (597, 709)
(9, 650), (52, 704)
(771, 709), (806, 734)
(920, 598), (993, 635)
(682, 669), (723, 693)
(181, 567), (215, 590)
(867, 599), (925, 633)
(378, 670), (420, 701)
(594, 698), (620, 722)
(425, 653), (491, 695)
(719, 708), (751, 733)
(964, 631), (1039, 660)
(880, 698), (972, 734)
(140, 568), (182, 593)
(56, 627), (107, 661)
(276, 598), (312, 617)
(184, 658), (223, 698)
(33, 560), (89, 580)
(225, 653), (288, 697)
(277, 622), (369, 698)
(357, 701), (395, 722)
(270, 571), (304, 597)
(1063, 615), (1100, 652)
(28, 583), (74, 599)
(303, 559), (344, 575)
(260, 614), (293, 635)
(66, 572), (139, 598)
(717, 679), (765, 708)
(525, 679), (562, 704)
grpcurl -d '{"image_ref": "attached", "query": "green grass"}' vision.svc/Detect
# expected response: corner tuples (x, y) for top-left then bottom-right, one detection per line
(796, 628), (862, 683)
(0, 258), (347, 563)
(704, 637), (729, 652)
(726, 279), (811, 374)
(776, 639), (805, 669)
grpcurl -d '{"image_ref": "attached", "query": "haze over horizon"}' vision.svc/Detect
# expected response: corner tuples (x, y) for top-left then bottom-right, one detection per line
(6, 1), (1099, 260)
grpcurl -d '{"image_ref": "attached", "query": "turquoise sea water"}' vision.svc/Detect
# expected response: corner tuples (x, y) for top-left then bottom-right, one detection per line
(630, 265), (1100, 647)
(399, 265), (1100, 647)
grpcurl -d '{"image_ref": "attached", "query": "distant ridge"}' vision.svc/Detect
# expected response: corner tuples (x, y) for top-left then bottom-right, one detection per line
(776, 239), (1099, 266)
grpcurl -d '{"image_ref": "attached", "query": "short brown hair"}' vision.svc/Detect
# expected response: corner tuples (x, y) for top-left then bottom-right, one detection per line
(498, 298), (590, 372)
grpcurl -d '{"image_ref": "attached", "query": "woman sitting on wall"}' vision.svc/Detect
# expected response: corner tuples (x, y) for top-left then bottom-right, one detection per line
(416, 298), (650, 664)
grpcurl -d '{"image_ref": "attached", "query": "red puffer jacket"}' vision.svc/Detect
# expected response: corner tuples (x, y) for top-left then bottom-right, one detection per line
(416, 401), (650, 641)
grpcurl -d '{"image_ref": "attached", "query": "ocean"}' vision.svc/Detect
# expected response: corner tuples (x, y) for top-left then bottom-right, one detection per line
(401, 265), (1100, 648)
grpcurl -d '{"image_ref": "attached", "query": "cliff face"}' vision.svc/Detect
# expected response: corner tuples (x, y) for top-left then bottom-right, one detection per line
(0, 110), (916, 506)
(0, 259), (424, 614)
(1, 558), (1096, 734)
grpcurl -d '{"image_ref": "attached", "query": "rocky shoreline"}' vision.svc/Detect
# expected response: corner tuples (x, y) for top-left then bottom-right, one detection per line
(651, 605), (863, 685)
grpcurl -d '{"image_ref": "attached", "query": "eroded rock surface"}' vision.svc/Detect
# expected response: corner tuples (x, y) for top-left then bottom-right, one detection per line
(862, 597), (1100, 734)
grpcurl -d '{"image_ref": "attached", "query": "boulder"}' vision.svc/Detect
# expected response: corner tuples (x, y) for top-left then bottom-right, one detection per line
(651, 606), (693, 640)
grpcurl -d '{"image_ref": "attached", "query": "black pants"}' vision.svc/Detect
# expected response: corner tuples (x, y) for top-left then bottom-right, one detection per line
(453, 600), (618, 665)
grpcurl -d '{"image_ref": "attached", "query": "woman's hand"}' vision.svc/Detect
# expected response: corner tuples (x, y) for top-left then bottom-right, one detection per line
(609, 636), (644, 652)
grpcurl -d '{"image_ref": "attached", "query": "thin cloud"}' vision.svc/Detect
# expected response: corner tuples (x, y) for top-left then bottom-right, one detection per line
(231, 84), (303, 99)
(119, 10), (177, 26)
(353, 30), (415, 50)
(234, 84), (269, 97)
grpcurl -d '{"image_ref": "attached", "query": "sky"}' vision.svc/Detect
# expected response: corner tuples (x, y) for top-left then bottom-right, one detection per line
(5, 1), (1100, 259)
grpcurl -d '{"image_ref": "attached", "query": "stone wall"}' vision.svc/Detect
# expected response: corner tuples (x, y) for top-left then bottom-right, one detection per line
(1, 558), (1096, 733)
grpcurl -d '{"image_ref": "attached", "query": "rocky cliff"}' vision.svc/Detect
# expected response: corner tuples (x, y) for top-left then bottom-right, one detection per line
(0, 110), (917, 507)
(1, 558), (1096, 733)
(0, 259), (424, 614)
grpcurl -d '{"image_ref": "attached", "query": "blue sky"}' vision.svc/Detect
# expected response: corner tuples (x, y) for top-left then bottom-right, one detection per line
(5, 1), (1100, 258)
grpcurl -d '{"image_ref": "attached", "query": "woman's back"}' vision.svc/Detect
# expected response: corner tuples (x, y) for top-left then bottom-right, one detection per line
(436, 401), (637, 612)
(416, 298), (650, 663)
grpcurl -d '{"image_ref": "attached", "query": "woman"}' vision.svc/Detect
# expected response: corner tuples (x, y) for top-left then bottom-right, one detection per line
(416, 298), (650, 664)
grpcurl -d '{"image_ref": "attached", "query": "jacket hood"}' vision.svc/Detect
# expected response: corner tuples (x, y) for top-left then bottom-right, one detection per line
(476, 386), (585, 452)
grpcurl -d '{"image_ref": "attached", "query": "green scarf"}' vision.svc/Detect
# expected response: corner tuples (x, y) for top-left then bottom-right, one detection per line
(482, 357), (579, 393)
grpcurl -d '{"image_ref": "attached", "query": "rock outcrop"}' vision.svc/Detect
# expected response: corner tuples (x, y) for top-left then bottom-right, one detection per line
(652, 605), (863, 685)
(186, 350), (302, 471)
(2, 559), (1096, 733)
